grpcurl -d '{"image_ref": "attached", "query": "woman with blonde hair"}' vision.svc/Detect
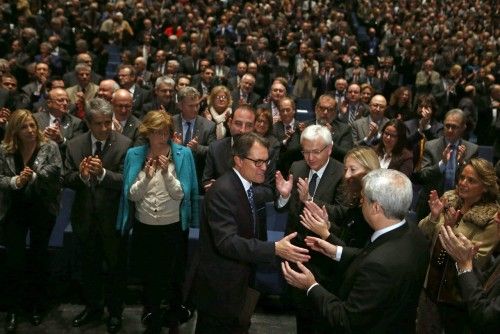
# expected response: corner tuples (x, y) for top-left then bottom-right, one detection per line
(300, 146), (380, 248)
(117, 110), (198, 333)
(417, 158), (499, 333)
(203, 85), (232, 139)
(0, 109), (62, 332)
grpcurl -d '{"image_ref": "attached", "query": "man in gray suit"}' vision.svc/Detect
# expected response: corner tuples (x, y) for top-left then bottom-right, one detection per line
(172, 86), (216, 187)
(414, 108), (478, 219)
(64, 98), (132, 333)
(33, 88), (84, 159)
(110, 89), (141, 145)
(351, 94), (389, 146)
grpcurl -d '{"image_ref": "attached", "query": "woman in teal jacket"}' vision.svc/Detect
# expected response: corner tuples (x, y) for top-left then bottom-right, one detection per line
(117, 110), (198, 333)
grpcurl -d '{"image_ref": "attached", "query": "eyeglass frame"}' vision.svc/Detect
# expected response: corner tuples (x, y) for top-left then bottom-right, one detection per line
(242, 156), (271, 167)
(301, 144), (329, 156)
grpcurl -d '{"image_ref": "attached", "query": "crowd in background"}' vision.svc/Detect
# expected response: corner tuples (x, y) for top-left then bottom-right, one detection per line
(0, 0), (499, 333)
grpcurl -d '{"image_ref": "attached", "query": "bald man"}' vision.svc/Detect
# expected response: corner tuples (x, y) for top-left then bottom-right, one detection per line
(111, 89), (141, 145)
(97, 79), (120, 102)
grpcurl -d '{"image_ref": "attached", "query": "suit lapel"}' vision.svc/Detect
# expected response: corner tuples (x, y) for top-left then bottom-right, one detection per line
(5, 154), (16, 175)
(314, 159), (336, 199)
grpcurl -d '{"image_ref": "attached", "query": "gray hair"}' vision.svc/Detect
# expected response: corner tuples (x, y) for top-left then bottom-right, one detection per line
(362, 169), (412, 220)
(300, 125), (333, 146)
(85, 98), (113, 122)
(444, 108), (466, 123)
(155, 76), (175, 89)
(178, 86), (201, 102)
(75, 63), (91, 73)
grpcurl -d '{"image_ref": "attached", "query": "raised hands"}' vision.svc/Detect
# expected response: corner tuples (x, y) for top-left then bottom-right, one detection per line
(16, 166), (34, 188)
(300, 201), (331, 239)
(438, 225), (479, 271)
(304, 236), (338, 259)
(296, 177), (310, 202)
(144, 157), (157, 178)
(275, 171), (293, 198)
(44, 123), (64, 143)
(275, 232), (310, 263)
(79, 156), (104, 180)
(428, 190), (445, 221)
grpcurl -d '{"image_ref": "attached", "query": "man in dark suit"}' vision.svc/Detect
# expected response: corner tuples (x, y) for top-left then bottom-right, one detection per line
(282, 168), (430, 333)
(62, 53), (102, 87)
(21, 62), (50, 110)
(117, 64), (152, 119)
(414, 108), (478, 219)
(351, 95), (389, 146)
(133, 56), (154, 90)
(64, 98), (132, 333)
(110, 89), (141, 145)
(172, 86), (216, 189)
(231, 73), (260, 110)
(361, 64), (383, 93)
(202, 104), (275, 203)
(275, 124), (345, 333)
(227, 61), (247, 91)
(314, 57), (338, 102)
(308, 95), (353, 161)
(193, 132), (311, 333)
(142, 76), (177, 116)
(33, 88), (85, 159)
(273, 97), (302, 175)
(337, 84), (370, 125)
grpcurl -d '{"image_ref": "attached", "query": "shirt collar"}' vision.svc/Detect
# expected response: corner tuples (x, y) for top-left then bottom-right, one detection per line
(309, 158), (329, 178)
(371, 219), (406, 242)
(233, 168), (252, 191)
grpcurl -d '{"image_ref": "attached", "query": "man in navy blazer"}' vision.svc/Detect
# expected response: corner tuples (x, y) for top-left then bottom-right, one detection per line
(193, 133), (310, 333)
(282, 169), (430, 333)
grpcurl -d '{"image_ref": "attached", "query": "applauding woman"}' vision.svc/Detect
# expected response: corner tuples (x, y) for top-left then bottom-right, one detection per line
(0, 109), (62, 332)
(117, 110), (198, 333)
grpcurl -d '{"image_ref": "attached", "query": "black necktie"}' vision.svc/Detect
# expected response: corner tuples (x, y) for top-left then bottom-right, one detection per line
(184, 122), (192, 145)
(309, 173), (318, 198)
(94, 141), (102, 157)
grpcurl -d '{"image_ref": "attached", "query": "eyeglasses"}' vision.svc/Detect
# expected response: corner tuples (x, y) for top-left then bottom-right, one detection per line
(216, 95), (228, 101)
(383, 131), (398, 138)
(301, 145), (328, 156)
(243, 156), (271, 167)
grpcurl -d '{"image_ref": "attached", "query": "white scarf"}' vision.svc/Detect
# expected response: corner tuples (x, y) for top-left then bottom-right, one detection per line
(209, 106), (232, 139)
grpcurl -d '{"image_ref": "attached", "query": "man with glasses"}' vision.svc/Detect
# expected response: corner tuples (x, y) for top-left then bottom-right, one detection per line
(193, 132), (311, 333)
(117, 64), (152, 119)
(110, 89), (141, 145)
(415, 108), (478, 219)
(33, 87), (84, 159)
(306, 94), (353, 161)
(275, 124), (344, 333)
(351, 94), (389, 146)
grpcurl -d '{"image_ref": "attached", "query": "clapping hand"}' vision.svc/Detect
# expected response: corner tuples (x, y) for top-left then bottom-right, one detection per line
(144, 157), (157, 178)
(304, 236), (338, 259)
(428, 190), (445, 221)
(297, 177), (310, 203)
(172, 131), (182, 144)
(275, 171), (293, 198)
(275, 232), (310, 262)
(16, 166), (34, 188)
(368, 121), (379, 139)
(439, 225), (479, 271)
(300, 201), (331, 239)
(456, 144), (466, 164)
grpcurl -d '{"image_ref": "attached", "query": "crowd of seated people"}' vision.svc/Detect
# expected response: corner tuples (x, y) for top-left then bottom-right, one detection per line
(0, 0), (499, 333)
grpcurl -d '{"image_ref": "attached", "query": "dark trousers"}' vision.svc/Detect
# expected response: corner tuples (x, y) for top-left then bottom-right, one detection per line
(195, 312), (249, 334)
(78, 217), (127, 316)
(132, 221), (182, 332)
(3, 207), (55, 312)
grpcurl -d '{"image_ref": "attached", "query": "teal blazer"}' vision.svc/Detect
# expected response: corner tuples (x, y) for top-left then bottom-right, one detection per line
(116, 141), (199, 235)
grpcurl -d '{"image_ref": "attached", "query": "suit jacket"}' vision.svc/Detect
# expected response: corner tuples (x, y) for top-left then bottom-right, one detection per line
(173, 115), (216, 187)
(119, 115), (141, 145)
(116, 142), (199, 234)
(0, 141), (62, 220)
(360, 76), (384, 93)
(63, 131), (132, 239)
(202, 137), (275, 202)
(193, 170), (275, 318)
(337, 102), (370, 124)
(273, 120), (302, 175)
(414, 137), (478, 219)
(281, 159), (344, 286)
(458, 256), (500, 332)
(33, 110), (85, 160)
(66, 83), (99, 104)
(230, 89), (261, 110)
(351, 116), (389, 146)
(142, 98), (178, 117)
(131, 85), (153, 119)
(309, 223), (430, 333)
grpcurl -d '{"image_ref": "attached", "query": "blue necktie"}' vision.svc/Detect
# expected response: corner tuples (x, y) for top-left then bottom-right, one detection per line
(444, 144), (457, 191)
(247, 186), (256, 235)
(184, 122), (192, 145)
